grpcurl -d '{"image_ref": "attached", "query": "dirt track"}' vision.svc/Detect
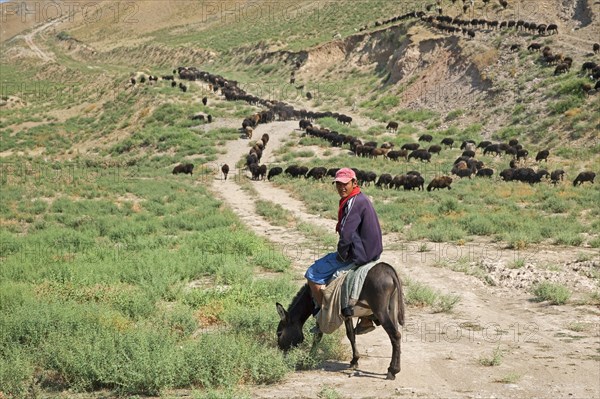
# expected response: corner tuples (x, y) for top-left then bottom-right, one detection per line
(207, 120), (600, 399)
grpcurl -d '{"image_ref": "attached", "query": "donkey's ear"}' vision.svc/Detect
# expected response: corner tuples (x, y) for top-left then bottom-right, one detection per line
(275, 303), (288, 322)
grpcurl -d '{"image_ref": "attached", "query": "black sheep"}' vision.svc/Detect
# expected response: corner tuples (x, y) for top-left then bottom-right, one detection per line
(535, 150), (549, 162)
(408, 149), (431, 162)
(306, 167), (327, 181)
(441, 137), (454, 149)
(268, 167), (283, 181)
(550, 169), (565, 185)
(375, 173), (393, 189)
(476, 168), (494, 178)
(573, 171), (596, 186)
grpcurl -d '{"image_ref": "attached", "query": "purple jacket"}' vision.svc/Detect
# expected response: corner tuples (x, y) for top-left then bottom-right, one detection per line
(337, 192), (383, 266)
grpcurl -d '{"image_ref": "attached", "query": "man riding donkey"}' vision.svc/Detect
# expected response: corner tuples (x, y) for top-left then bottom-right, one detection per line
(305, 167), (383, 335)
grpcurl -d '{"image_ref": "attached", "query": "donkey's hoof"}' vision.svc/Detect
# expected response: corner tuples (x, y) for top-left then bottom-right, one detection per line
(386, 371), (396, 380)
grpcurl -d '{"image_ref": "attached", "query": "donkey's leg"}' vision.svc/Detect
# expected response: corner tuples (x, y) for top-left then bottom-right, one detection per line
(373, 294), (402, 380)
(344, 318), (360, 368)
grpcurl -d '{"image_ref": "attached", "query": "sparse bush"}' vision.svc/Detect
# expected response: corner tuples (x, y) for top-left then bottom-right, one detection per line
(479, 346), (503, 367)
(532, 282), (571, 305)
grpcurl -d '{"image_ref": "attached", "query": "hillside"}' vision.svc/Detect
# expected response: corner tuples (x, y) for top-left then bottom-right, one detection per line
(1, 0), (599, 398)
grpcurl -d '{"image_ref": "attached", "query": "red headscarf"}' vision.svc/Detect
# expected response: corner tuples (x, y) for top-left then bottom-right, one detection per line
(336, 186), (361, 232)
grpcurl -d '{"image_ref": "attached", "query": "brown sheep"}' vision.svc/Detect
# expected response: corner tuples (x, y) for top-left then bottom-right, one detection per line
(172, 163), (194, 175)
(427, 176), (453, 191)
(370, 148), (390, 159)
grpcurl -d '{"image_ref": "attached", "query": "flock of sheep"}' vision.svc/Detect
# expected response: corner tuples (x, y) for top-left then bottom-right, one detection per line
(168, 1), (597, 192)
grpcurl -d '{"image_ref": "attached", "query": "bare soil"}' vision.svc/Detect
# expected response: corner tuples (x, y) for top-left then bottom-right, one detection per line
(209, 120), (600, 399)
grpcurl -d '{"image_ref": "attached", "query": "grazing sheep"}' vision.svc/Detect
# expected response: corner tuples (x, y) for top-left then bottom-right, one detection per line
(207, 115), (213, 123)
(408, 149), (431, 162)
(554, 63), (570, 75)
(306, 167), (327, 181)
(268, 167), (283, 180)
(546, 24), (558, 35)
(386, 150), (409, 161)
(249, 163), (260, 180)
(221, 164), (229, 180)
(427, 176), (453, 191)
(513, 168), (548, 184)
(375, 173), (393, 189)
(284, 165), (304, 178)
(573, 171), (596, 186)
(261, 133), (270, 146)
(337, 115), (352, 125)
(403, 174), (425, 191)
(172, 163), (194, 175)
(516, 149), (529, 161)
(428, 144), (442, 155)
(401, 143), (420, 151)
(245, 126), (253, 139)
(581, 61), (597, 73)
(594, 43), (600, 54)
(550, 169), (565, 185)
(202, 97), (208, 106)
(390, 174), (407, 190)
(360, 171), (377, 187)
(299, 119), (312, 130)
(462, 150), (476, 158)
(441, 137), (454, 149)
(500, 168), (515, 181)
(258, 164), (268, 180)
(370, 148), (390, 159)
(476, 168), (494, 178)
(477, 140), (492, 149)
(483, 144), (503, 156)
(386, 121), (399, 132)
(535, 150), (549, 162)
(418, 134), (433, 142)
(326, 168), (340, 178)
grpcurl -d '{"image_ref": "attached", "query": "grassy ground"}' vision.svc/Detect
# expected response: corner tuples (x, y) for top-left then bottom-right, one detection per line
(0, 164), (351, 397)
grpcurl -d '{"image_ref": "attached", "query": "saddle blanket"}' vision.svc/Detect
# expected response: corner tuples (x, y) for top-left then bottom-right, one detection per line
(316, 260), (378, 334)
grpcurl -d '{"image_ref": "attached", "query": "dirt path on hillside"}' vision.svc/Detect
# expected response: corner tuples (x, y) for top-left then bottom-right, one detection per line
(17, 19), (60, 62)
(206, 119), (600, 399)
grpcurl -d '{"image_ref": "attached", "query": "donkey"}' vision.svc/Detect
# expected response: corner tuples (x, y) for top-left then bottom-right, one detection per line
(275, 262), (405, 380)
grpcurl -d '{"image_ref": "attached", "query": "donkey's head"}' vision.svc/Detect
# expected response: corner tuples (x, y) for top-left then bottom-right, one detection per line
(275, 302), (305, 351)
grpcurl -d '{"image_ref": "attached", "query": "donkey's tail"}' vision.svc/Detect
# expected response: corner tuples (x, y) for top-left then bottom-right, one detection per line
(390, 266), (405, 326)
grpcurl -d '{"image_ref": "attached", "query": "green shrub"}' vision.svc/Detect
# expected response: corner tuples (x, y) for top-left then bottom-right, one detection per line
(532, 282), (571, 305)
